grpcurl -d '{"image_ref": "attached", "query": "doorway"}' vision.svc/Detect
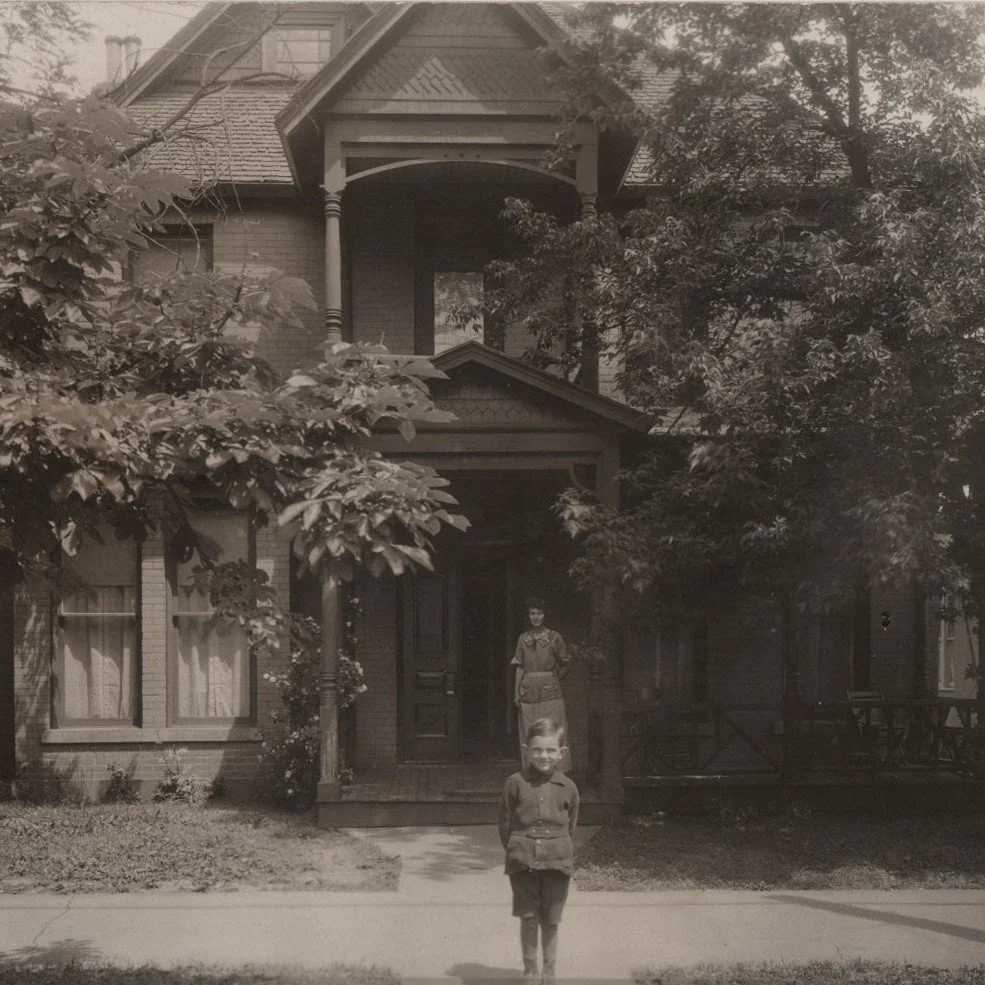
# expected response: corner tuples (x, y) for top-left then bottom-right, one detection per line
(400, 556), (516, 762)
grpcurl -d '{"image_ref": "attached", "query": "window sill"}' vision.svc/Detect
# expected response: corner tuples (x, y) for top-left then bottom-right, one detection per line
(41, 726), (264, 745)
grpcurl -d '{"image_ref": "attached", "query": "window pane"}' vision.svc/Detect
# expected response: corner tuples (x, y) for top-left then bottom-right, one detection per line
(173, 513), (251, 721)
(134, 228), (213, 282)
(434, 272), (484, 354)
(276, 28), (333, 77)
(59, 535), (138, 723)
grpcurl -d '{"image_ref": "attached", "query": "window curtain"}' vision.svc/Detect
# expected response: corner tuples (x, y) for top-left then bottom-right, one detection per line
(62, 586), (136, 720)
(173, 513), (251, 720)
(175, 614), (249, 719)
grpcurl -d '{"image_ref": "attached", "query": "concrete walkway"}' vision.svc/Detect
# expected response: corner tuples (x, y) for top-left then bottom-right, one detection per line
(2, 825), (985, 982)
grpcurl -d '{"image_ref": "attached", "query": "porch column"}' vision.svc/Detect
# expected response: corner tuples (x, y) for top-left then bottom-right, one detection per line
(577, 142), (600, 393)
(323, 188), (344, 347)
(318, 576), (343, 801)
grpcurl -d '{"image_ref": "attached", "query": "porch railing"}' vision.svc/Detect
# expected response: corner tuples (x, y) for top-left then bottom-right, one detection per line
(620, 698), (985, 778)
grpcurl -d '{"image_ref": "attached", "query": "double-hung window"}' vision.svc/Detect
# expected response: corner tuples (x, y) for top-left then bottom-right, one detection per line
(170, 513), (254, 723)
(54, 533), (139, 726)
(132, 225), (213, 282)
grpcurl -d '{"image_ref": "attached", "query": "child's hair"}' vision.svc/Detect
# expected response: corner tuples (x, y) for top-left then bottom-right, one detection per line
(526, 596), (547, 613)
(526, 717), (565, 746)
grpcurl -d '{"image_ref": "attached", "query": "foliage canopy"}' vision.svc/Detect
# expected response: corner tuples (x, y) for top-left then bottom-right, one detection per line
(490, 3), (985, 620)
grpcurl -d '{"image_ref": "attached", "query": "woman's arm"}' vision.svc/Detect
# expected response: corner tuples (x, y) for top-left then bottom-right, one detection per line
(512, 637), (524, 706)
(554, 632), (572, 679)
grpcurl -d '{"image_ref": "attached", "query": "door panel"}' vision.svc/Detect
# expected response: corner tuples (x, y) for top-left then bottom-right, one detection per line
(402, 571), (459, 760)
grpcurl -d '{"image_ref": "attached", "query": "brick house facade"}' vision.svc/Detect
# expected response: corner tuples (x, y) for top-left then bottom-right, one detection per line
(1, 2), (950, 808)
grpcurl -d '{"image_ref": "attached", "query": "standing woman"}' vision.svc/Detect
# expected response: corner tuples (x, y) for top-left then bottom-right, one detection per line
(512, 598), (572, 773)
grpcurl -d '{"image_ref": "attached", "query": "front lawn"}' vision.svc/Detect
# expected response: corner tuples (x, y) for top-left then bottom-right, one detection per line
(576, 812), (985, 890)
(0, 966), (396, 985)
(634, 963), (985, 985)
(0, 803), (399, 894)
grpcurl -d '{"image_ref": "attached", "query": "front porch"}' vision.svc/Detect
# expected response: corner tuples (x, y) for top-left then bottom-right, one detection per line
(319, 762), (621, 827)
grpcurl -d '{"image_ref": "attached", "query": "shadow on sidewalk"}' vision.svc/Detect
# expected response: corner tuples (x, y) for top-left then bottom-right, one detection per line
(771, 894), (985, 944)
(0, 937), (101, 965)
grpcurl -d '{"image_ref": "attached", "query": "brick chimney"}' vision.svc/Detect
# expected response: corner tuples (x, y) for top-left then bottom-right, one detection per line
(105, 36), (122, 84)
(122, 36), (142, 77)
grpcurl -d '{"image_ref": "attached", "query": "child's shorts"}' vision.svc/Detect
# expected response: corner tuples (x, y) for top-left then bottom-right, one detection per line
(509, 868), (571, 923)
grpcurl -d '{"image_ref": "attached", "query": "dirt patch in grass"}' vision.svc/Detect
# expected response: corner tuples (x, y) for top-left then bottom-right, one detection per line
(0, 965), (396, 985)
(0, 803), (399, 894)
(576, 812), (985, 890)
(634, 962), (985, 985)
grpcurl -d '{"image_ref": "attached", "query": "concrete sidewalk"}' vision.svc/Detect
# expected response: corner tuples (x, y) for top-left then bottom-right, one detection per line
(2, 825), (985, 982)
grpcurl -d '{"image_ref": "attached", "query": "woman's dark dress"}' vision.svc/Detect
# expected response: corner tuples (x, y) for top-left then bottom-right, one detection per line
(512, 629), (572, 772)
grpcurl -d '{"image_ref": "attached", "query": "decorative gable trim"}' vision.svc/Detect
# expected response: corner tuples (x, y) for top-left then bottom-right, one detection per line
(277, 2), (618, 135)
(431, 342), (647, 432)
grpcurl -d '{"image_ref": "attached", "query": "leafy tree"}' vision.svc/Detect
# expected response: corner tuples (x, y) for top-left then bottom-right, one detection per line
(487, 4), (985, 717)
(0, 89), (466, 660)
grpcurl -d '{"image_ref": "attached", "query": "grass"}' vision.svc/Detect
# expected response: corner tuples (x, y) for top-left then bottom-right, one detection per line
(0, 966), (397, 985)
(633, 962), (985, 985)
(0, 802), (399, 894)
(576, 811), (985, 890)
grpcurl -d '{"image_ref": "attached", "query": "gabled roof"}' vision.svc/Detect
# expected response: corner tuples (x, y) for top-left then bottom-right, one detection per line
(110, 4), (231, 107)
(276, 2), (590, 136)
(431, 341), (648, 433)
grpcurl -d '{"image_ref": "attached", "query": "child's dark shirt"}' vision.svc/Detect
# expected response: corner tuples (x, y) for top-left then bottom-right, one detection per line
(497, 768), (580, 876)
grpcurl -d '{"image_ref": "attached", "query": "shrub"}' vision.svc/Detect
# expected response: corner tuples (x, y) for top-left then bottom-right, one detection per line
(104, 763), (140, 804)
(153, 746), (213, 804)
(262, 593), (366, 808)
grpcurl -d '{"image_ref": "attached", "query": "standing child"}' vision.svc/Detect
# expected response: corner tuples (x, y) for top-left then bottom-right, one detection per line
(498, 717), (580, 984)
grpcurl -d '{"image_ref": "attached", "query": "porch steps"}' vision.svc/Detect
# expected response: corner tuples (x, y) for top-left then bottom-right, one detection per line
(317, 763), (621, 827)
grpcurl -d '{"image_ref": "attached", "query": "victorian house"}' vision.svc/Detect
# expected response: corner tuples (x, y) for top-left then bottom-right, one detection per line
(1, 2), (963, 819)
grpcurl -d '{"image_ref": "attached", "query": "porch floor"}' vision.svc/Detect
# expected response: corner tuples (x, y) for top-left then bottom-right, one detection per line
(319, 762), (620, 827)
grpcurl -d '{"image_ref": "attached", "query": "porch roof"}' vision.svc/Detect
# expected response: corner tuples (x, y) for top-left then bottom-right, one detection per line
(431, 341), (649, 433)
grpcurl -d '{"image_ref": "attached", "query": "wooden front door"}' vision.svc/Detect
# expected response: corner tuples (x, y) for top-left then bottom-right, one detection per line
(402, 570), (460, 761)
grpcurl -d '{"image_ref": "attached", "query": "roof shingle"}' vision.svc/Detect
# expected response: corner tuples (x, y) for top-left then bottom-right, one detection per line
(125, 87), (296, 186)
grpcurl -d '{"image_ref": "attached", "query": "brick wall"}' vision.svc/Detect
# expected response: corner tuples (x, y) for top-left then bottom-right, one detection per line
(190, 199), (327, 372)
(348, 185), (416, 353)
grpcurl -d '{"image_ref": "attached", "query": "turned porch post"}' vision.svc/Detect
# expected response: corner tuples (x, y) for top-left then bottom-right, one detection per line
(576, 137), (600, 393)
(318, 576), (343, 800)
(578, 192), (600, 394)
(317, 138), (347, 801)
(322, 188), (344, 347)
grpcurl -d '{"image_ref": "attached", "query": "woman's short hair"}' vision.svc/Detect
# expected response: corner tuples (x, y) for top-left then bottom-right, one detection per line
(526, 717), (565, 746)
(525, 596), (547, 613)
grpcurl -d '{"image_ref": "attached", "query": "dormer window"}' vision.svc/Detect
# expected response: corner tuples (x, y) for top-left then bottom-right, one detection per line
(263, 24), (339, 79)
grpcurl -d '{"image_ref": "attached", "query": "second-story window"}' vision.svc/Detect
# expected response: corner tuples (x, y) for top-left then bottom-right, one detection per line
(433, 271), (485, 354)
(265, 27), (335, 78)
(132, 225), (213, 282)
